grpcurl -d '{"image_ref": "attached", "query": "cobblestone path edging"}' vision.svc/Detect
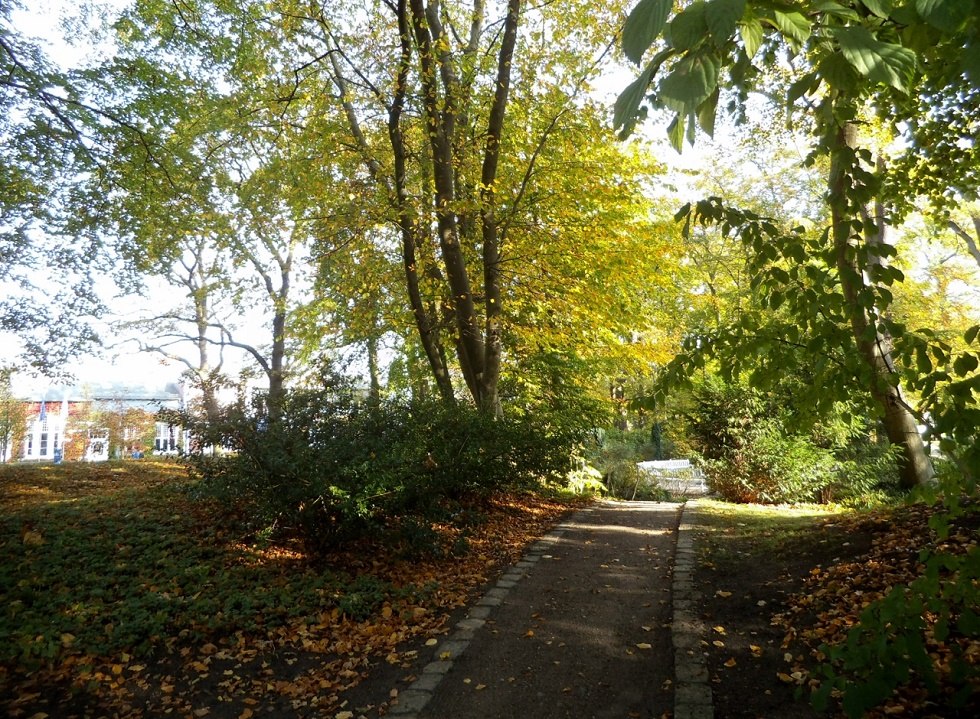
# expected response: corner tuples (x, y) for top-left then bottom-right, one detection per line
(673, 499), (714, 719)
(387, 506), (598, 717)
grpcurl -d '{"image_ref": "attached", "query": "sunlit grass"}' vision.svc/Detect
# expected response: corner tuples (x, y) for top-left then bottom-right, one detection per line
(694, 498), (855, 566)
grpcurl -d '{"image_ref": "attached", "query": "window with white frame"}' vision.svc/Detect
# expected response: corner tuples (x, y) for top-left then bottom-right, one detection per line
(155, 422), (178, 452)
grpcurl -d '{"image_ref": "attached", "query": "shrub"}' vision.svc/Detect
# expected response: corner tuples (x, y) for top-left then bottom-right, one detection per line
(685, 377), (898, 504)
(178, 381), (587, 554)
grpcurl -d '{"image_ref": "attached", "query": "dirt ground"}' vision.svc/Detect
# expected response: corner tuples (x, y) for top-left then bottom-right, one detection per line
(691, 508), (875, 719)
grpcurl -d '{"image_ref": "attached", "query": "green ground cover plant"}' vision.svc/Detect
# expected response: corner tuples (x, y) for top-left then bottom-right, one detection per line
(0, 461), (415, 668)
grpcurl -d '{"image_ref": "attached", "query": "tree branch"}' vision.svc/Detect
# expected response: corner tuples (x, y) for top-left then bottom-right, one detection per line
(948, 217), (980, 269)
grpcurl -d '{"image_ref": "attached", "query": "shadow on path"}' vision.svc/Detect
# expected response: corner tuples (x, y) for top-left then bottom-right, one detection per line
(397, 500), (682, 719)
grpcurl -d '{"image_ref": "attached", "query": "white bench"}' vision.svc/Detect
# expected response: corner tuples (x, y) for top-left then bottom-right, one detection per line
(636, 459), (708, 496)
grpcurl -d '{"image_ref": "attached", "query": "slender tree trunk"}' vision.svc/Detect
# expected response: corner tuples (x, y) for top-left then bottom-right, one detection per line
(476, 0), (520, 418)
(323, 3), (454, 404)
(192, 284), (220, 423)
(367, 333), (381, 408)
(828, 121), (934, 489)
(407, 0), (487, 405)
(267, 307), (287, 423)
(390, 0), (455, 404)
(947, 215), (980, 269)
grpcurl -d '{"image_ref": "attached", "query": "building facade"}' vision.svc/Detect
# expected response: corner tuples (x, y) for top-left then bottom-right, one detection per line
(7, 384), (187, 463)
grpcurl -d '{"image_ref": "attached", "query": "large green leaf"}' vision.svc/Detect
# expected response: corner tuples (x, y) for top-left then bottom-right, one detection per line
(613, 49), (672, 134)
(659, 52), (721, 114)
(859, 0), (893, 19)
(668, 1), (708, 51)
(963, 42), (980, 82)
(706, 0), (746, 47)
(667, 112), (685, 152)
(739, 17), (764, 58)
(812, 1), (861, 20)
(953, 352), (979, 377)
(915, 0), (972, 32)
(818, 52), (859, 92)
(622, 0), (673, 65)
(832, 26), (917, 91)
(769, 10), (811, 53)
(697, 86), (721, 136)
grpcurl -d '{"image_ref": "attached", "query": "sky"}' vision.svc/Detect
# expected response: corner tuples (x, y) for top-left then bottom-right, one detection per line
(5, 1), (169, 396)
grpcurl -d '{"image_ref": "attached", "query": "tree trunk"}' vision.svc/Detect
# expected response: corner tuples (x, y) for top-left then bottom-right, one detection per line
(401, 0), (520, 415)
(475, 0), (520, 418)
(407, 0), (487, 402)
(367, 333), (381, 409)
(191, 279), (220, 423)
(390, 0), (455, 405)
(947, 215), (980, 270)
(267, 306), (286, 423)
(828, 121), (934, 489)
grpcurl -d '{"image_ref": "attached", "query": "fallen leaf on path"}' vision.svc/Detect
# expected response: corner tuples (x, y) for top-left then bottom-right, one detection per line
(724, 658), (737, 668)
(635, 643), (652, 650)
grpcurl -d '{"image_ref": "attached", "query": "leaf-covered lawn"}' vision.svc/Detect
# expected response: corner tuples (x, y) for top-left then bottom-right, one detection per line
(0, 461), (577, 718)
(775, 502), (980, 718)
(694, 498), (979, 718)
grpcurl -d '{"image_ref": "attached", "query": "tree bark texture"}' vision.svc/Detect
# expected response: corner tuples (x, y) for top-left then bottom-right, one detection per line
(390, 1), (456, 403)
(325, 0), (521, 411)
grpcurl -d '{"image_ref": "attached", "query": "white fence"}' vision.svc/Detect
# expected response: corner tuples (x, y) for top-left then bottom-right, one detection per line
(636, 459), (708, 497)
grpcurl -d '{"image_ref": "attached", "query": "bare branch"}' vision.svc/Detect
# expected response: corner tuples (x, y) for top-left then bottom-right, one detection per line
(948, 217), (980, 269)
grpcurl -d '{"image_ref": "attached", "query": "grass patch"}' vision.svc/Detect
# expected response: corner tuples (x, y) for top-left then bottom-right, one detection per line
(1, 460), (575, 718)
(694, 499), (856, 568)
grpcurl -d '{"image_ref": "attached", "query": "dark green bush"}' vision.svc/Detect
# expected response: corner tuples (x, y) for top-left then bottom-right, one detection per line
(177, 380), (585, 554)
(685, 377), (898, 504)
